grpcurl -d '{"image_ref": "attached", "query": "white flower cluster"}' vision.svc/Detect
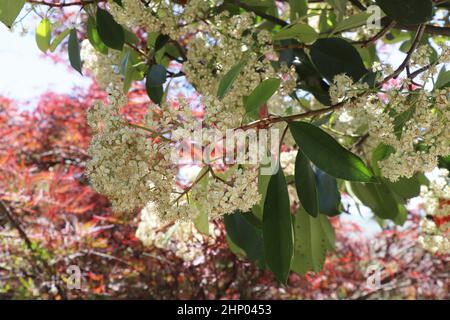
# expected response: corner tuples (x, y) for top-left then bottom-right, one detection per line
(329, 74), (368, 105)
(418, 169), (450, 254)
(330, 47), (450, 182)
(183, 11), (296, 128)
(374, 89), (449, 182)
(108, 0), (213, 39)
(80, 40), (123, 89)
(136, 202), (218, 262)
(86, 89), (172, 213)
(86, 91), (262, 224)
(191, 168), (261, 220)
(83, 3), (286, 240)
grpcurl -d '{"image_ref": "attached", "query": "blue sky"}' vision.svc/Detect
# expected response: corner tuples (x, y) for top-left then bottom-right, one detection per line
(0, 22), (90, 105)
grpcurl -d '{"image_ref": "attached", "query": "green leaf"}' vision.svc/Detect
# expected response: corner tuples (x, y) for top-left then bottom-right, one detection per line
(224, 212), (264, 264)
(289, 121), (374, 182)
(289, 0), (308, 22)
(49, 28), (70, 52)
(217, 58), (246, 100)
(0, 0), (25, 28)
(325, 0), (347, 15)
(68, 29), (82, 75)
(438, 155), (450, 171)
(347, 181), (405, 221)
(435, 66), (450, 89)
(315, 168), (341, 216)
(96, 7), (124, 51)
(386, 173), (428, 201)
(87, 17), (108, 55)
(36, 18), (52, 53)
(295, 150), (319, 217)
(273, 23), (319, 43)
(154, 34), (170, 52)
(371, 143), (395, 176)
(244, 78), (280, 118)
(252, 164), (272, 221)
(121, 50), (142, 93)
(371, 144), (428, 202)
(145, 81), (163, 104)
(310, 37), (368, 82)
(291, 208), (335, 275)
(263, 166), (293, 284)
(193, 168), (210, 236)
(332, 12), (372, 34)
(375, 0), (433, 25)
(147, 64), (167, 87)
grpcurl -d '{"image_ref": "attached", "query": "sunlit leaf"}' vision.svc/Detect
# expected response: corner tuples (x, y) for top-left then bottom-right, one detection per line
(289, 121), (374, 182)
(36, 18), (52, 53)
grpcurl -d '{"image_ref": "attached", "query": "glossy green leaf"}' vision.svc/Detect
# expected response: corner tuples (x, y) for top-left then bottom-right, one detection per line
(224, 212), (264, 263)
(347, 181), (405, 221)
(0, 0), (25, 28)
(371, 143), (395, 176)
(193, 168), (210, 235)
(375, 0), (433, 25)
(244, 78), (280, 118)
(217, 58), (246, 100)
(121, 51), (142, 93)
(96, 7), (124, 51)
(147, 64), (167, 87)
(435, 66), (450, 89)
(68, 29), (82, 75)
(49, 28), (70, 52)
(263, 167), (293, 284)
(154, 34), (170, 52)
(438, 155), (450, 171)
(315, 168), (341, 216)
(36, 18), (52, 53)
(310, 37), (368, 82)
(289, 121), (374, 182)
(291, 208), (335, 275)
(273, 23), (319, 43)
(145, 80), (164, 105)
(295, 150), (319, 217)
(387, 173), (428, 201)
(252, 164), (272, 221)
(332, 12), (372, 34)
(87, 17), (108, 55)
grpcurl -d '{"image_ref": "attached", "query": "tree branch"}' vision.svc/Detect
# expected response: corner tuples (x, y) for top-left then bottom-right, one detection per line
(26, 0), (103, 7)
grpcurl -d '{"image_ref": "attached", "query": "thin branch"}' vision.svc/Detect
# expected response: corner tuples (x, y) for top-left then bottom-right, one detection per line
(0, 201), (33, 250)
(353, 20), (397, 47)
(383, 24), (426, 83)
(27, 0), (102, 7)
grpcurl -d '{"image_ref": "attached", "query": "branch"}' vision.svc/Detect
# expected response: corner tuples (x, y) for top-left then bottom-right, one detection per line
(26, 0), (103, 7)
(383, 24), (426, 83)
(0, 200), (68, 299)
(0, 201), (34, 250)
(353, 20), (397, 47)
(380, 16), (450, 37)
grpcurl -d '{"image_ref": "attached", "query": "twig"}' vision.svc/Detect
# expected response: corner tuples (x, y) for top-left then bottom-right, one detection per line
(27, 0), (102, 7)
(383, 24), (426, 83)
